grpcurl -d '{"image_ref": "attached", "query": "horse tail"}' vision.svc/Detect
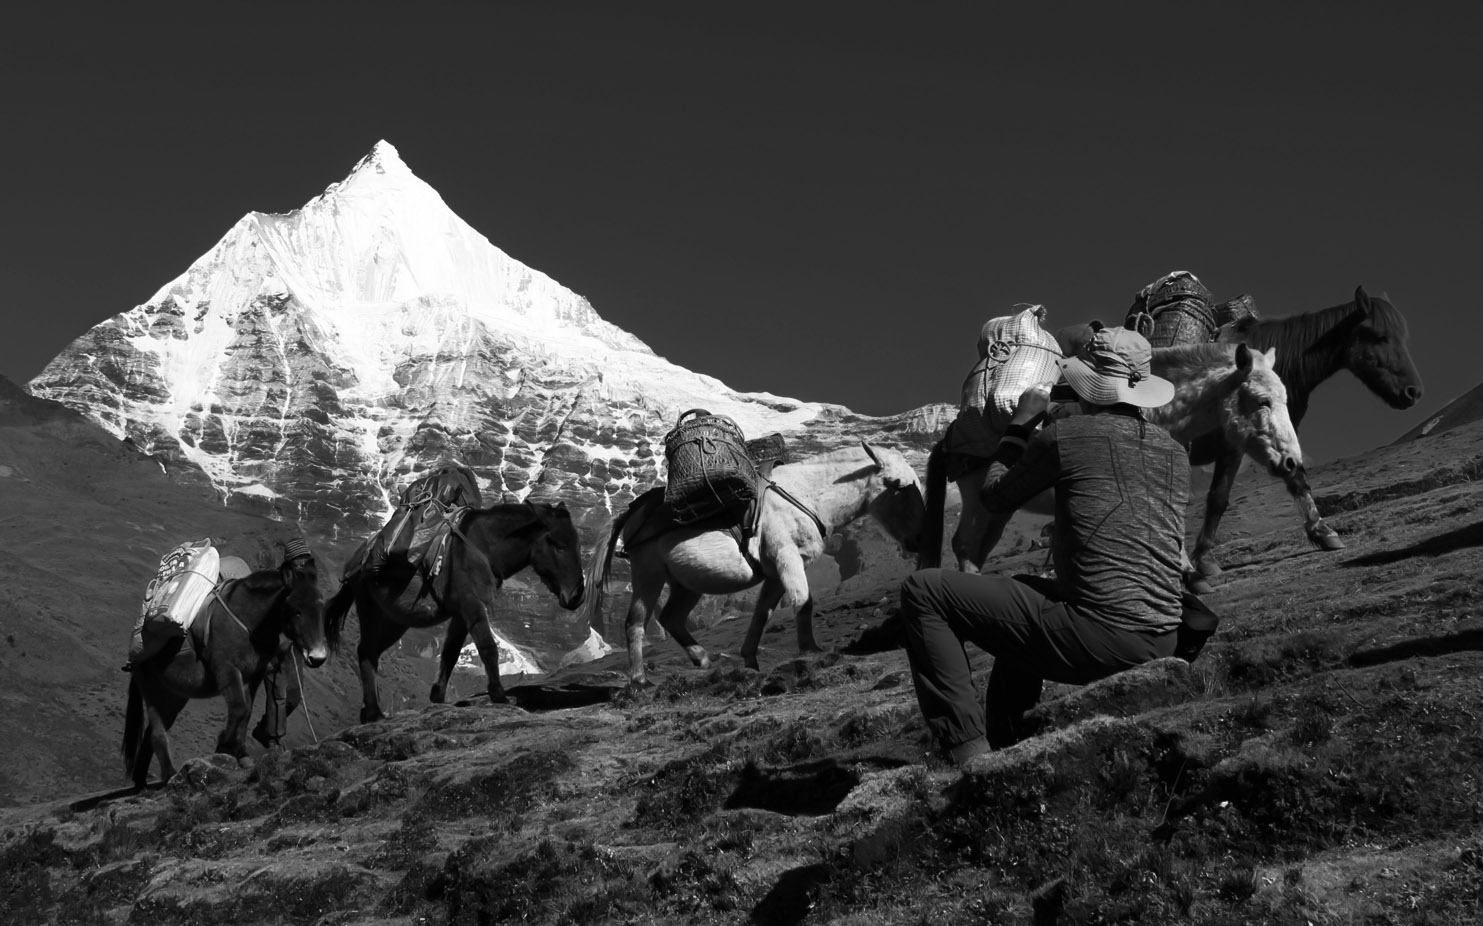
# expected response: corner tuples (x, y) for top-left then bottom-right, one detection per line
(324, 578), (357, 650)
(122, 677), (144, 779)
(583, 503), (637, 639)
(917, 439), (948, 570)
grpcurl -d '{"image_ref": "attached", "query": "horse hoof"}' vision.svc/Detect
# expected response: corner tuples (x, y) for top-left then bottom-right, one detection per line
(628, 678), (655, 691)
(1184, 574), (1214, 595)
(1195, 560), (1222, 578)
(429, 685), (446, 704)
(1310, 528), (1346, 551)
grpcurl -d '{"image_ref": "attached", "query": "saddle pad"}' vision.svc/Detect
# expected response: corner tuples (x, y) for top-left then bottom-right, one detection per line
(621, 486), (754, 558)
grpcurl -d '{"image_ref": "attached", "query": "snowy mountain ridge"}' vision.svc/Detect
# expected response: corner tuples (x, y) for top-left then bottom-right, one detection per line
(29, 141), (948, 542)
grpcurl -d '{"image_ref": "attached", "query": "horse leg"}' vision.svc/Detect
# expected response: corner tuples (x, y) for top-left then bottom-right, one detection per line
(951, 476), (987, 574)
(1191, 448), (1240, 578)
(461, 598), (509, 706)
(147, 696), (187, 785)
(357, 617), (406, 724)
(622, 571), (665, 688)
(431, 616), (470, 704)
(216, 668), (252, 759)
(740, 578), (787, 671)
(655, 585), (709, 669)
(949, 474), (996, 575)
(772, 544), (820, 654)
(970, 509), (1014, 572)
(1286, 466), (1345, 550)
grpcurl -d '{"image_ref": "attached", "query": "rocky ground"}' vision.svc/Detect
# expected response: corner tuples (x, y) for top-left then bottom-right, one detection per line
(4, 417), (1483, 925)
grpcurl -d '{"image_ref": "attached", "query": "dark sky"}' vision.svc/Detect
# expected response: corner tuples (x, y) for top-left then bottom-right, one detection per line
(3, 1), (1478, 463)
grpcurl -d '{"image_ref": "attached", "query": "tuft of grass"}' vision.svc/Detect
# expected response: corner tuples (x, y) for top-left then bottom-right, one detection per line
(630, 749), (733, 832)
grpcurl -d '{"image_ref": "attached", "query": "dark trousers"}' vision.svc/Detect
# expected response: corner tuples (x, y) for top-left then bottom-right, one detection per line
(899, 568), (1176, 753)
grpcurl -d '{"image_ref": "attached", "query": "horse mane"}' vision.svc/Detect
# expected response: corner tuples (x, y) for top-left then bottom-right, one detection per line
(237, 569), (289, 593)
(1226, 293), (1405, 397)
(1153, 341), (1239, 379)
(468, 501), (572, 536)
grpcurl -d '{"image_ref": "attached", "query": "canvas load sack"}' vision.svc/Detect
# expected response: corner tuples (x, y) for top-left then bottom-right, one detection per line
(1125, 270), (1216, 347)
(663, 408), (758, 523)
(130, 538), (220, 662)
(958, 304), (1064, 439)
(141, 538), (219, 628)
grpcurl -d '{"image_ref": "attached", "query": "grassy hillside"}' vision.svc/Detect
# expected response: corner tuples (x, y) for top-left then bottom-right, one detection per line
(4, 412), (1483, 924)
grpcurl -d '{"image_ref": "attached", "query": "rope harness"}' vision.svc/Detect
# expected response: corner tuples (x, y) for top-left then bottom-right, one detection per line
(960, 339), (1066, 409)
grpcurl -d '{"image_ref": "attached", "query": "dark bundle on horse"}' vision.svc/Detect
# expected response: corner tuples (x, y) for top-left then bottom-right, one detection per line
(1125, 271), (1216, 347)
(747, 432), (790, 469)
(663, 409), (758, 523)
(356, 460), (484, 578)
(1214, 293), (1259, 330)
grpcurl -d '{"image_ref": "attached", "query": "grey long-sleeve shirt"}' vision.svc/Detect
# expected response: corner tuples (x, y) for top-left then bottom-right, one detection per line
(982, 409), (1187, 634)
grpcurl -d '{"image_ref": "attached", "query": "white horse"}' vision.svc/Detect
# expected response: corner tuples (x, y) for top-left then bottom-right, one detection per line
(585, 442), (926, 686)
(922, 343), (1308, 577)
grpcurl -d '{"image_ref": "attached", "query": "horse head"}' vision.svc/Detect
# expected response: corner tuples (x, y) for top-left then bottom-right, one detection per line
(860, 441), (927, 555)
(1343, 286), (1424, 410)
(1221, 344), (1305, 479)
(527, 502), (587, 611)
(280, 555), (329, 668)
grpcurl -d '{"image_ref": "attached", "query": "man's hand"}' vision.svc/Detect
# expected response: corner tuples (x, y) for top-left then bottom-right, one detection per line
(1010, 382), (1055, 427)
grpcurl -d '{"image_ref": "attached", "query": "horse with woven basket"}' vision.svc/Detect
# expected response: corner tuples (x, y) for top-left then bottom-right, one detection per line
(585, 441), (926, 686)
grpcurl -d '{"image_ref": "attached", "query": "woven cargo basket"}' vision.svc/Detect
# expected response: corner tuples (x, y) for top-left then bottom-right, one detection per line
(1125, 271), (1216, 347)
(663, 409), (758, 523)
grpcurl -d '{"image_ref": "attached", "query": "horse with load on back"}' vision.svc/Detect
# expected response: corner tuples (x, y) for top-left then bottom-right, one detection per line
(326, 461), (587, 722)
(121, 537), (333, 788)
(921, 272), (1422, 584)
(585, 408), (927, 686)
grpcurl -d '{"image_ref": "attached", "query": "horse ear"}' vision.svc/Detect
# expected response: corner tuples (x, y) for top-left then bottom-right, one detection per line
(1263, 347), (1277, 367)
(1234, 343), (1254, 378)
(1355, 285), (1371, 310)
(860, 440), (883, 468)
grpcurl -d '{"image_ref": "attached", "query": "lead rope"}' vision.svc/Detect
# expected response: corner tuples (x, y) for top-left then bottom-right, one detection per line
(289, 645), (320, 744)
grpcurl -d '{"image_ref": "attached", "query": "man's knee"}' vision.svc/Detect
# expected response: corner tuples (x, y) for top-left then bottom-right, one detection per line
(899, 568), (945, 618)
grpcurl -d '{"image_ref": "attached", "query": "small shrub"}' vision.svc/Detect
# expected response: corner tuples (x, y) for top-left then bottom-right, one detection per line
(1218, 865), (1259, 902)
(1289, 708), (1333, 746)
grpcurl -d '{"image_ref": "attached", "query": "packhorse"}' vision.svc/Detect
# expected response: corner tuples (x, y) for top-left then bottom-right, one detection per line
(922, 342), (1306, 580)
(584, 442), (926, 686)
(1056, 286), (1423, 578)
(122, 554), (331, 788)
(326, 502), (586, 722)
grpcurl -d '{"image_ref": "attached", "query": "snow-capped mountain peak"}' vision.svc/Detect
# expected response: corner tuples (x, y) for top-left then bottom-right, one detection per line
(29, 142), (948, 542)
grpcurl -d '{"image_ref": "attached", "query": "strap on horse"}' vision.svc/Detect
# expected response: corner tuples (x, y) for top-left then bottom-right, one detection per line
(200, 580), (252, 655)
(757, 477), (828, 541)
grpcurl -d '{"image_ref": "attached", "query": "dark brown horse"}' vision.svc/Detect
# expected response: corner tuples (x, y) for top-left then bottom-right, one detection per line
(122, 557), (330, 788)
(326, 502), (586, 722)
(1057, 286), (1423, 577)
